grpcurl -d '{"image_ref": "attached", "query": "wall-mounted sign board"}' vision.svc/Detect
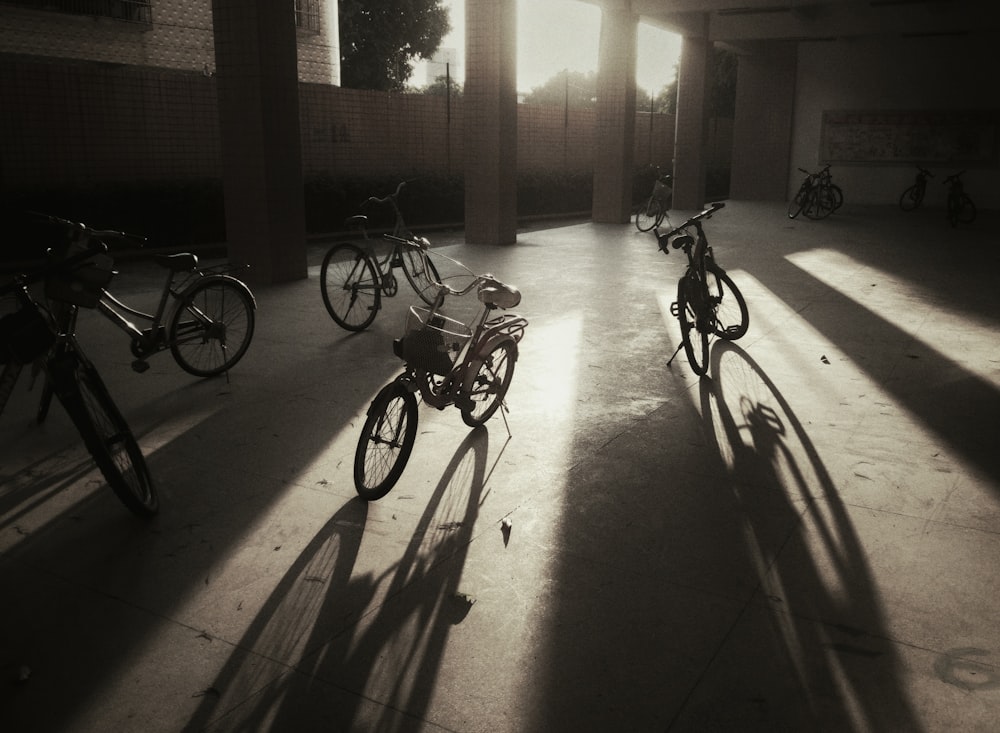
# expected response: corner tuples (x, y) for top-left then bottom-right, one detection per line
(820, 110), (998, 165)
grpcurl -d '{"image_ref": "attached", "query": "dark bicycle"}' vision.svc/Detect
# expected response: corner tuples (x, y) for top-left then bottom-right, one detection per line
(943, 171), (976, 227)
(1, 224), (158, 518)
(899, 165), (934, 211)
(655, 202), (749, 377)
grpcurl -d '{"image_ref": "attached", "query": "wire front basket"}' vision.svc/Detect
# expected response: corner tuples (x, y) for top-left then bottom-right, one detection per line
(401, 306), (471, 375)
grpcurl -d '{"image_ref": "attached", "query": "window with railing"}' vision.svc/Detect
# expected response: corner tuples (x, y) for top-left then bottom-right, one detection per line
(294, 0), (321, 33)
(2, 0), (153, 25)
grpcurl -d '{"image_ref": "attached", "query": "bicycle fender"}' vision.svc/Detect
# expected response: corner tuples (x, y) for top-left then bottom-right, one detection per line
(366, 377), (412, 417)
(461, 335), (518, 395)
(181, 274), (257, 310)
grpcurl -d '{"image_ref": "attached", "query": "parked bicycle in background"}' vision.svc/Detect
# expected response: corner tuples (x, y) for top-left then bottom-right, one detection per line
(943, 170), (976, 227)
(354, 234), (527, 500)
(1, 222), (158, 518)
(655, 202), (749, 377)
(635, 166), (674, 232)
(788, 164), (842, 220)
(321, 181), (442, 331)
(899, 165), (934, 211)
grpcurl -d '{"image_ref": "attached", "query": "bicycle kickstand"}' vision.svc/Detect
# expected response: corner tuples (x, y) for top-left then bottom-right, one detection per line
(666, 341), (684, 368)
(499, 400), (513, 439)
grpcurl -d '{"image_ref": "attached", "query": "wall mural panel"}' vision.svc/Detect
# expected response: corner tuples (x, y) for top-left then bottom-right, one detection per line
(820, 109), (998, 165)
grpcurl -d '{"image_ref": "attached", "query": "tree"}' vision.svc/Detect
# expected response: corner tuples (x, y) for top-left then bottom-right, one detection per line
(522, 70), (598, 108)
(422, 74), (463, 98)
(339, 0), (451, 91)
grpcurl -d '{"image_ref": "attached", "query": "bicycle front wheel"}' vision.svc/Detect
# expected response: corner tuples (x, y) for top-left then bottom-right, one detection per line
(321, 243), (381, 331)
(707, 267), (749, 341)
(354, 382), (418, 501)
(169, 277), (255, 377)
(461, 339), (517, 427)
(899, 184), (923, 212)
(787, 189), (805, 219)
(400, 246), (443, 306)
(676, 276), (710, 377)
(52, 350), (158, 518)
(635, 197), (661, 232)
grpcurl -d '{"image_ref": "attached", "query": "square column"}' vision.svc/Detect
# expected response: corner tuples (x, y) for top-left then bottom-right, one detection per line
(592, 7), (638, 224)
(672, 33), (712, 210)
(729, 45), (797, 200)
(464, 0), (518, 245)
(212, 0), (307, 284)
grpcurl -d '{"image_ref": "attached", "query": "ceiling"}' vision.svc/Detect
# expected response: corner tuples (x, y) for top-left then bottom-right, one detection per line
(583, 0), (998, 52)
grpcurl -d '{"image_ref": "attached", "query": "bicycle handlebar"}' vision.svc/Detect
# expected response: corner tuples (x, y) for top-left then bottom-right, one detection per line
(28, 212), (147, 249)
(363, 180), (408, 208)
(383, 234), (518, 302)
(1, 235), (110, 297)
(657, 201), (725, 243)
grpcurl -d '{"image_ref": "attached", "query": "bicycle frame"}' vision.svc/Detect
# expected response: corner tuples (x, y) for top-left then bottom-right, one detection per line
(93, 258), (252, 362)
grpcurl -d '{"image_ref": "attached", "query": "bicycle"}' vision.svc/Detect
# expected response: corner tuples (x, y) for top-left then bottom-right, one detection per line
(787, 164), (841, 220)
(943, 170), (976, 227)
(354, 236), (527, 500)
(899, 165), (934, 211)
(30, 215), (256, 423)
(320, 181), (443, 331)
(635, 166), (674, 232)
(656, 202), (749, 377)
(0, 225), (158, 518)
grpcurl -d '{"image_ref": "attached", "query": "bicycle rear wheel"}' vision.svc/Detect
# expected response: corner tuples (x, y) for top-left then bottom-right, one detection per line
(52, 350), (158, 518)
(354, 381), (418, 500)
(461, 339), (517, 427)
(830, 184), (844, 211)
(635, 197), (661, 232)
(950, 193), (976, 226)
(321, 243), (381, 331)
(803, 188), (834, 220)
(707, 267), (749, 341)
(676, 276), (710, 377)
(169, 277), (255, 377)
(400, 246), (442, 306)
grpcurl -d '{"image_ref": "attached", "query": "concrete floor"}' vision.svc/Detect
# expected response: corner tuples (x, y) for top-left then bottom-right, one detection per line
(1, 201), (999, 732)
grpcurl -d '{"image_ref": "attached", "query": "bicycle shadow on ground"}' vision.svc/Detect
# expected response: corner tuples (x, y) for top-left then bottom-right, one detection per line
(0, 278), (413, 730)
(184, 426), (491, 732)
(672, 340), (922, 730)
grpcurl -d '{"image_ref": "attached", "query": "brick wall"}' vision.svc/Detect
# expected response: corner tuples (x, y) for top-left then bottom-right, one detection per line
(1, 55), (718, 195)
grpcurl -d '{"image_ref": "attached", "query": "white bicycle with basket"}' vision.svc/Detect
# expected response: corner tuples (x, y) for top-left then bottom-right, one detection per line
(353, 235), (527, 500)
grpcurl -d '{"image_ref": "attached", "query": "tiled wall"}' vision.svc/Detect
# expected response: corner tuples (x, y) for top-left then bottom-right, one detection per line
(0, 55), (714, 190)
(0, 0), (338, 84)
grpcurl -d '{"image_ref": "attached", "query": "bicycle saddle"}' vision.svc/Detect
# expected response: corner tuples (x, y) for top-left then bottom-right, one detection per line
(153, 253), (199, 272)
(345, 215), (367, 228)
(478, 277), (521, 309)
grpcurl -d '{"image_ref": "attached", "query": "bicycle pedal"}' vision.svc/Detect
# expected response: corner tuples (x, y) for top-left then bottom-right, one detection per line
(669, 302), (679, 317)
(131, 359), (150, 373)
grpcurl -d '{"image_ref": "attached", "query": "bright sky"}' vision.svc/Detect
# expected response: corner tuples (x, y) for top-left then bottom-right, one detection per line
(409, 0), (682, 95)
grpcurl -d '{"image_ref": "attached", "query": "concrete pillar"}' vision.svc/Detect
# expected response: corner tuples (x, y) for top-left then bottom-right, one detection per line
(729, 45), (797, 200)
(464, 0), (518, 245)
(212, 0), (307, 284)
(673, 31), (712, 210)
(592, 7), (638, 224)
